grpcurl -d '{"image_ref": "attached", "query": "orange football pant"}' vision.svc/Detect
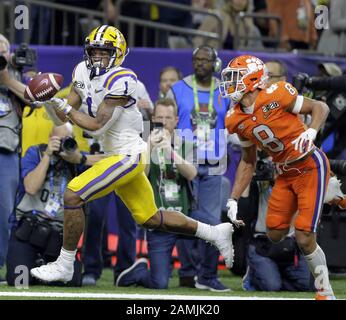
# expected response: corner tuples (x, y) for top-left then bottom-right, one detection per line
(266, 148), (330, 233)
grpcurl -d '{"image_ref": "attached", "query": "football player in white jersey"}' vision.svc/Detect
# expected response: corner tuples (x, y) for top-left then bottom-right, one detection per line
(30, 25), (235, 283)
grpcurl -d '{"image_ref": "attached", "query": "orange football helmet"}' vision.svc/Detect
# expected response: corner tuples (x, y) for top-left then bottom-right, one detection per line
(219, 55), (268, 102)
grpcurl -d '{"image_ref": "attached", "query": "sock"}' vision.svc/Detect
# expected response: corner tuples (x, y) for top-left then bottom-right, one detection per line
(58, 247), (76, 269)
(304, 245), (333, 293)
(195, 222), (217, 241)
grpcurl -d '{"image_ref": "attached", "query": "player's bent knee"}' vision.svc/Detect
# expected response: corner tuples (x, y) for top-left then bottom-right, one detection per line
(295, 230), (315, 252)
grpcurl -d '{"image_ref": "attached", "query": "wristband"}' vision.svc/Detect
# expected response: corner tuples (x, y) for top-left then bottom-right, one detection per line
(62, 104), (72, 115)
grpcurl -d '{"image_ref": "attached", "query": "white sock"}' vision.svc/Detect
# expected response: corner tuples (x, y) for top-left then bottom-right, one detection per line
(195, 222), (217, 241)
(304, 245), (333, 293)
(58, 247), (76, 269)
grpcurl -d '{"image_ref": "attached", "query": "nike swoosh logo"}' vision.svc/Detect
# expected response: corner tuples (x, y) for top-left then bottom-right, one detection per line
(95, 89), (103, 93)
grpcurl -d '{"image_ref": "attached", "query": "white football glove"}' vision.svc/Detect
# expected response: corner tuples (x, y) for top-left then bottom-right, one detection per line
(226, 198), (245, 227)
(32, 98), (72, 115)
(324, 176), (344, 203)
(291, 128), (317, 154)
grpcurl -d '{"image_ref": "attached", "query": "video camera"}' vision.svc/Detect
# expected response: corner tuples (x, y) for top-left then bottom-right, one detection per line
(0, 43), (37, 71)
(292, 72), (346, 121)
(292, 72), (346, 95)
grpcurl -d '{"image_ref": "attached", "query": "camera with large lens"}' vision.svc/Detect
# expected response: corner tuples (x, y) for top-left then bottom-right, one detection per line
(59, 137), (77, 154)
(0, 43), (37, 72)
(12, 43), (37, 69)
(292, 72), (310, 94)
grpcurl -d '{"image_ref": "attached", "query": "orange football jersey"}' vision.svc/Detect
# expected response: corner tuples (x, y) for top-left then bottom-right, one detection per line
(225, 81), (306, 163)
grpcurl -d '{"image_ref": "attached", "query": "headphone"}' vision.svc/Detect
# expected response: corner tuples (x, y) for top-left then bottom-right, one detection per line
(192, 46), (222, 73)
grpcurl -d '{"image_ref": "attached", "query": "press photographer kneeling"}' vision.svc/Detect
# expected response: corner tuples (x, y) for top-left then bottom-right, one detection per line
(6, 124), (103, 286)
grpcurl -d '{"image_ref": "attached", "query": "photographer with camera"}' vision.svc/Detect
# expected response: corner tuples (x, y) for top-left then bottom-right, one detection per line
(0, 34), (35, 278)
(6, 124), (104, 286)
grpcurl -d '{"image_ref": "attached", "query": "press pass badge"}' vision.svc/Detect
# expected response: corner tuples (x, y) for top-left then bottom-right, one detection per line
(0, 96), (11, 117)
(196, 121), (210, 141)
(163, 179), (180, 202)
(44, 195), (60, 218)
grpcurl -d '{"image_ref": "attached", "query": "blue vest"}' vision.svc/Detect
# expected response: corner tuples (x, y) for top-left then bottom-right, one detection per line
(172, 77), (230, 162)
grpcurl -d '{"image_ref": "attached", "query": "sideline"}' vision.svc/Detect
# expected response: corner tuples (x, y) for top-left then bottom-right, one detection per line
(0, 291), (312, 300)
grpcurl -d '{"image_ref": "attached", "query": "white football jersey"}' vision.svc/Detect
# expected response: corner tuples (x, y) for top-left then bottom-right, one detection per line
(72, 61), (147, 155)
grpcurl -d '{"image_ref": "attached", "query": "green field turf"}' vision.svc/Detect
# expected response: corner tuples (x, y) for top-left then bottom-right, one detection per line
(0, 269), (345, 300)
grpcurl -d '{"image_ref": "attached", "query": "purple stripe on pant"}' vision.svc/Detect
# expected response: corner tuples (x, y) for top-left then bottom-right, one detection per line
(76, 155), (131, 197)
(311, 149), (327, 232)
(83, 154), (141, 202)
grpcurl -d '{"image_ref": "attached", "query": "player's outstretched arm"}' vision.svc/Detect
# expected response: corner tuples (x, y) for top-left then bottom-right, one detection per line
(64, 96), (128, 133)
(226, 143), (257, 227)
(230, 143), (257, 201)
(287, 96), (329, 132)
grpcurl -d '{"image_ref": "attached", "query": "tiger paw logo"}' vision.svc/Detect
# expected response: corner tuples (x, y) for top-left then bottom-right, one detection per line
(246, 57), (264, 72)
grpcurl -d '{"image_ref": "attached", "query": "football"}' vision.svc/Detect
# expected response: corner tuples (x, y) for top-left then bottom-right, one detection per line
(24, 73), (64, 102)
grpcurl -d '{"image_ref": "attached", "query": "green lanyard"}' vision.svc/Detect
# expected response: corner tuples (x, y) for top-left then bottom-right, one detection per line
(192, 75), (215, 116)
(157, 143), (179, 179)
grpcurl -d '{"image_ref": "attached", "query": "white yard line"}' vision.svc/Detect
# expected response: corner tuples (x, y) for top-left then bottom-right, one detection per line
(0, 291), (312, 300)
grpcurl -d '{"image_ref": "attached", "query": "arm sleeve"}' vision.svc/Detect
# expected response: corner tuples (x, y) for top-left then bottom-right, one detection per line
(291, 95), (304, 114)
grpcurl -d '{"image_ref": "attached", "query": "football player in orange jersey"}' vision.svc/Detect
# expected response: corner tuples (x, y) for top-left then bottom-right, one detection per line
(221, 55), (335, 300)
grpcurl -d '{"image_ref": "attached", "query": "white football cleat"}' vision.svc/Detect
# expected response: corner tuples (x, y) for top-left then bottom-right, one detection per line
(30, 260), (73, 283)
(210, 223), (234, 269)
(324, 176), (344, 203)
